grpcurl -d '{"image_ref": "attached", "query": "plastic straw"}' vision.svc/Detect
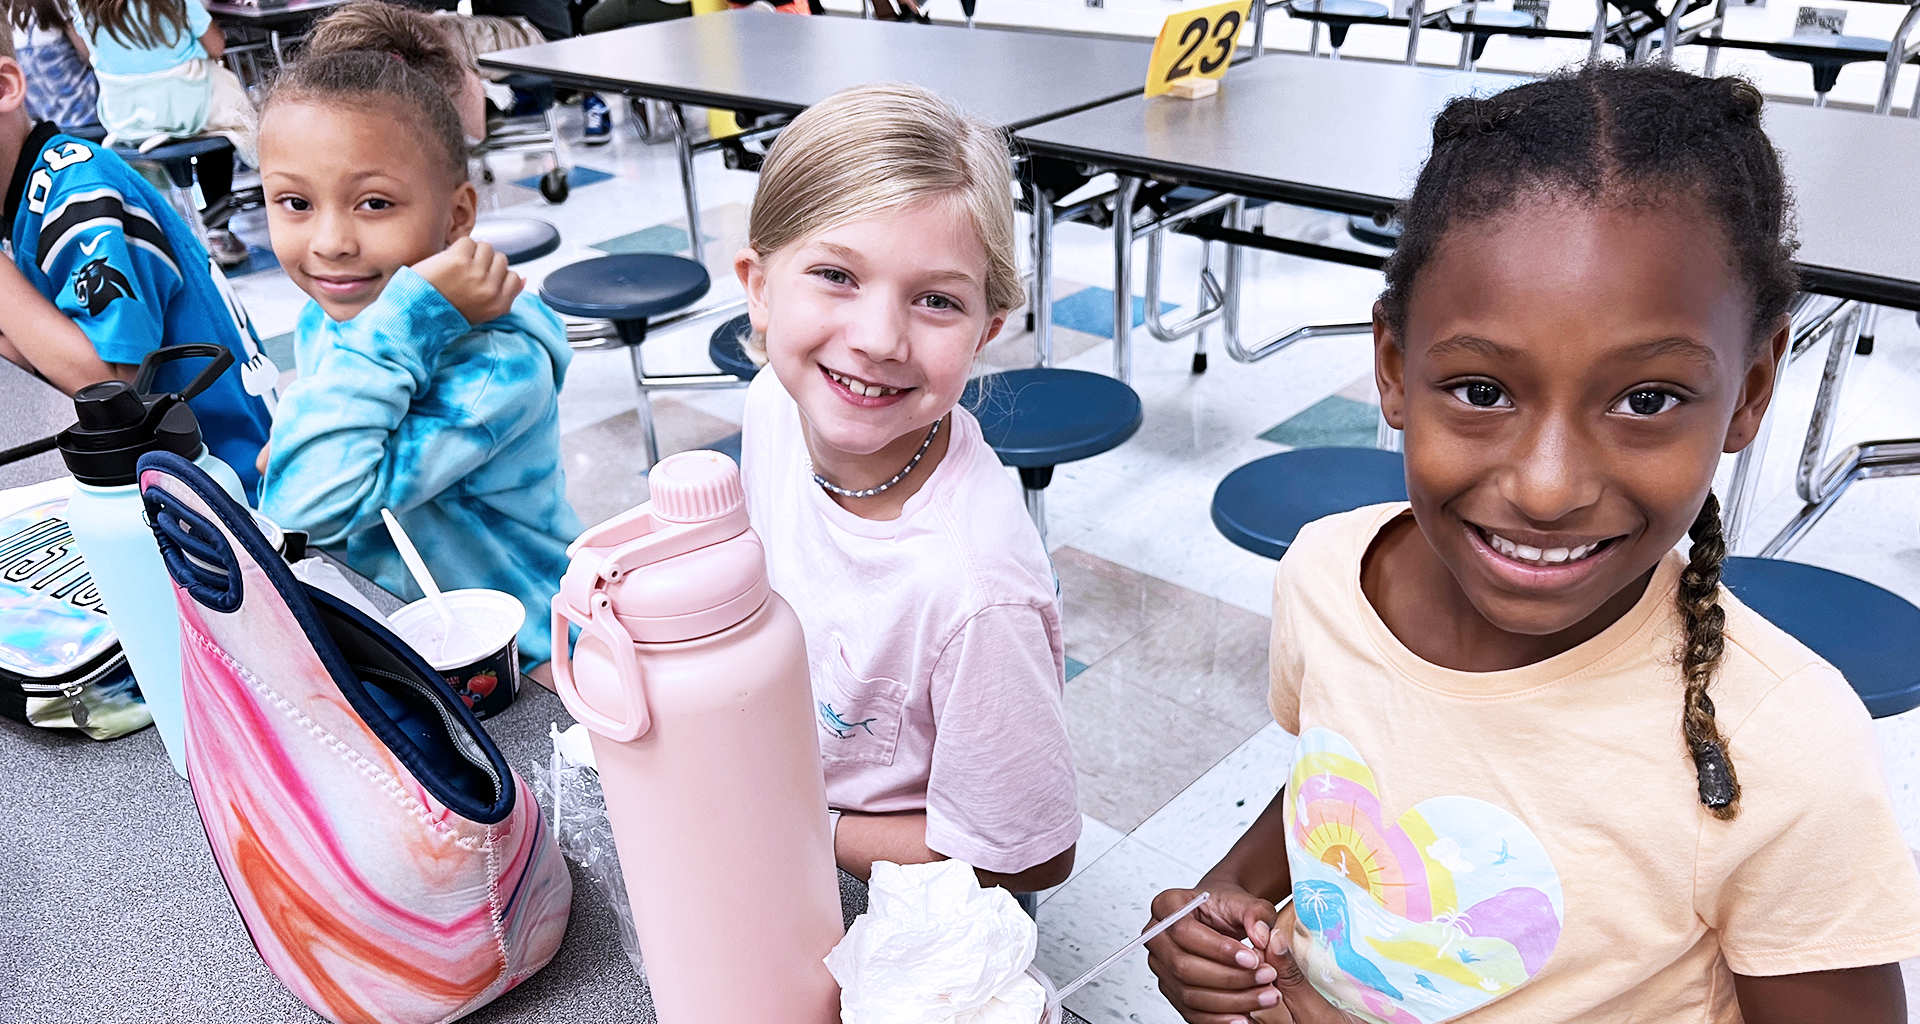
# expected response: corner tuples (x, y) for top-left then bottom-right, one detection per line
(1049, 891), (1210, 1012)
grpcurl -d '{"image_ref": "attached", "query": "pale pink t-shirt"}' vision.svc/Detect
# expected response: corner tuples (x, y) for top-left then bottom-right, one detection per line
(740, 371), (1080, 874)
(1269, 503), (1920, 1024)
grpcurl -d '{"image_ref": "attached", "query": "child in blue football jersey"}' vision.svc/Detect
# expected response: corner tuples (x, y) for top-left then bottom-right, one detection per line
(258, 50), (578, 682)
(0, 34), (277, 500)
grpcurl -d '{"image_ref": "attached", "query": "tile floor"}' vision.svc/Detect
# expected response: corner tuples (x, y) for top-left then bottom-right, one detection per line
(216, 92), (1920, 1021)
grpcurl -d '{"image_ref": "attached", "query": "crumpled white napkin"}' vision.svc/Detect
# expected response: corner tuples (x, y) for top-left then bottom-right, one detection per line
(827, 860), (1049, 1024)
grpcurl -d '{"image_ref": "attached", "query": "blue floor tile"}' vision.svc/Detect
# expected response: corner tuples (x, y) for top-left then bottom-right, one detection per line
(590, 223), (715, 256)
(260, 331), (295, 371)
(1050, 286), (1176, 339)
(513, 165), (615, 192)
(225, 244), (280, 278)
(1065, 656), (1089, 682)
(1258, 395), (1379, 449)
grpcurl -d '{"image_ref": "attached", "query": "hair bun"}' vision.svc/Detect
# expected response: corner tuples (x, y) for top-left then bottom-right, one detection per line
(1721, 79), (1764, 122)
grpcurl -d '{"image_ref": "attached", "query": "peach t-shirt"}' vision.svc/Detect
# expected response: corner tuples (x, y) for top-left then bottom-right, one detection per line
(1269, 503), (1920, 1024)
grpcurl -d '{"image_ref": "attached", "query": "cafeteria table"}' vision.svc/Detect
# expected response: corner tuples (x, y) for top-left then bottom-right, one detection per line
(1015, 52), (1920, 379)
(478, 8), (1156, 266)
(0, 360), (1094, 1023)
(206, 0), (352, 68)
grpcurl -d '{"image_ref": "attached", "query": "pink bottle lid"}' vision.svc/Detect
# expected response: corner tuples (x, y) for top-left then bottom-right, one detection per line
(650, 449), (744, 524)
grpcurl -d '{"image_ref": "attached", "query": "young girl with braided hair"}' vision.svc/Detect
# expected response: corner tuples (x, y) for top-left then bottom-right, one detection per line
(1145, 63), (1920, 1024)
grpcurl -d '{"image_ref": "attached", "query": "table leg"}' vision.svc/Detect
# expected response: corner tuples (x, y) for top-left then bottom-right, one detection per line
(1111, 175), (1139, 382)
(270, 29), (284, 65)
(1405, 0), (1425, 64)
(1251, 0), (1268, 57)
(1033, 185), (1056, 367)
(670, 104), (706, 267)
(1590, 0), (1606, 62)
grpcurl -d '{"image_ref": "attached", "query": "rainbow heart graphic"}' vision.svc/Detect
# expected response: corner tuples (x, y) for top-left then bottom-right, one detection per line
(1285, 728), (1564, 1024)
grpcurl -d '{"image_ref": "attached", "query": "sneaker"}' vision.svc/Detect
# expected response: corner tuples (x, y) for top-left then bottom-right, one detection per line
(205, 227), (250, 268)
(582, 94), (611, 146)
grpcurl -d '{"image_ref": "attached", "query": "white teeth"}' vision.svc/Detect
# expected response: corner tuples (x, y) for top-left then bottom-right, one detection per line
(1484, 530), (1603, 567)
(827, 370), (900, 397)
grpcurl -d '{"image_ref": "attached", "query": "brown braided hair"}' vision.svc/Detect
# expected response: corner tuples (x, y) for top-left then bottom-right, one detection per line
(1680, 493), (1739, 818)
(1383, 64), (1799, 819)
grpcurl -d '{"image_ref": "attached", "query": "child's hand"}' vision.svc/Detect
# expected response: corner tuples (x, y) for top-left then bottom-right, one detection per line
(1262, 928), (1366, 1024)
(1145, 883), (1283, 1023)
(414, 238), (522, 326)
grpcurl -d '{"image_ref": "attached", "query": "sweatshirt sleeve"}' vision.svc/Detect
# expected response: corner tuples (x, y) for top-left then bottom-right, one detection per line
(261, 269), (551, 547)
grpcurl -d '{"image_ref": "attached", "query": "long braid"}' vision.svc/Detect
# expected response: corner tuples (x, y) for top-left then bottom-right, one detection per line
(1679, 494), (1740, 819)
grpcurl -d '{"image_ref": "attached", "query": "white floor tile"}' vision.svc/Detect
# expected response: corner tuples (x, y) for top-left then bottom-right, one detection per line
(1131, 727), (1295, 875)
(1035, 814), (1129, 907)
(1034, 838), (1200, 1024)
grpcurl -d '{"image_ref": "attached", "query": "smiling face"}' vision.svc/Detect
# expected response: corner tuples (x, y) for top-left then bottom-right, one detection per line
(739, 197), (1007, 469)
(260, 99), (475, 322)
(1375, 198), (1785, 642)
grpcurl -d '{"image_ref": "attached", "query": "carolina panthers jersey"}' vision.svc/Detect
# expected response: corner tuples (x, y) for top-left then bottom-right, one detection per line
(4, 121), (278, 500)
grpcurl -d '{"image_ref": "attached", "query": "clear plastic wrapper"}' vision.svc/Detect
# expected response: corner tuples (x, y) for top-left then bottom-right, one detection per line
(528, 724), (646, 980)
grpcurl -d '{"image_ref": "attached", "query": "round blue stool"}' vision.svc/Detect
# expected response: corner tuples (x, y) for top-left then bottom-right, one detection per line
(1441, 8), (1534, 65)
(540, 253), (711, 465)
(1347, 213), (1402, 249)
(111, 135), (233, 192)
(1211, 448), (1408, 560)
(1286, 0), (1389, 54)
(1720, 556), (1920, 719)
(470, 217), (560, 266)
(539, 253), (710, 346)
(708, 314), (759, 380)
(960, 368), (1143, 541)
(1765, 35), (1889, 106)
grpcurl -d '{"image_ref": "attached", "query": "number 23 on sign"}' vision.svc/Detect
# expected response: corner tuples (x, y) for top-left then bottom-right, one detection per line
(1145, 0), (1251, 97)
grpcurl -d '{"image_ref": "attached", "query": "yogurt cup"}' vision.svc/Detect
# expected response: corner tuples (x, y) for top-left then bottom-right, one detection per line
(389, 588), (525, 719)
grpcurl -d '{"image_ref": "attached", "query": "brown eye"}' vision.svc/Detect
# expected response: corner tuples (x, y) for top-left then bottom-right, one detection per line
(1618, 390), (1678, 416)
(1450, 381), (1509, 408)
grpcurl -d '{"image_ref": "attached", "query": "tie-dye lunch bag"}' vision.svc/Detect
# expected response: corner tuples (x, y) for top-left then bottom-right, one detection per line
(135, 450), (571, 1024)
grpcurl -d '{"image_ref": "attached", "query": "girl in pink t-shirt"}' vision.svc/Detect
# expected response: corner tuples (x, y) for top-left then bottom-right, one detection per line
(1145, 66), (1920, 1024)
(732, 84), (1078, 895)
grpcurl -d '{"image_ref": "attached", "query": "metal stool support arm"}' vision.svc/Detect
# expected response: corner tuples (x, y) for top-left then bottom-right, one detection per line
(1759, 438), (1920, 557)
(1139, 191), (1242, 344)
(1875, 1), (1920, 115)
(1794, 304), (1864, 505)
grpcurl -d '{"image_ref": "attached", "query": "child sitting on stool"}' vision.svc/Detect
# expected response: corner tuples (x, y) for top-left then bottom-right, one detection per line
(258, 51), (579, 686)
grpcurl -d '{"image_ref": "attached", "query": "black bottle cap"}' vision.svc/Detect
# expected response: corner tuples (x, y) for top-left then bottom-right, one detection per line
(56, 345), (235, 488)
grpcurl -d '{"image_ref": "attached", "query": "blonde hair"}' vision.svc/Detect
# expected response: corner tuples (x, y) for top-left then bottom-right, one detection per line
(744, 82), (1021, 358)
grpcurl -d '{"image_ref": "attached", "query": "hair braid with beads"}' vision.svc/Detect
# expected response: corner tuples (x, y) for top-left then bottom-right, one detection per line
(1382, 64), (1800, 819)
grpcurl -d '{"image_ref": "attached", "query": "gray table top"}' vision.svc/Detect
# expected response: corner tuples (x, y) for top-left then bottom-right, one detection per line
(0, 359), (1089, 1022)
(1017, 53), (1920, 310)
(477, 8), (1157, 130)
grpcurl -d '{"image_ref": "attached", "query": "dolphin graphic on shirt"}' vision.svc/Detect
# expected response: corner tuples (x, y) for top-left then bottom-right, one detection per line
(818, 701), (878, 739)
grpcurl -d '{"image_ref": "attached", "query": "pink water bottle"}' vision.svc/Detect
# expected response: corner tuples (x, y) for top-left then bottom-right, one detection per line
(551, 450), (843, 1024)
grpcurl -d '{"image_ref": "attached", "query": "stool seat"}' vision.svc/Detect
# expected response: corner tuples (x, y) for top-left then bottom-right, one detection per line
(1442, 8), (1534, 30)
(960, 368), (1143, 469)
(1286, 0), (1389, 20)
(538, 254), (710, 322)
(111, 134), (234, 164)
(1211, 448), (1407, 560)
(1767, 35), (1890, 95)
(470, 216), (560, 266)
(1720, 557), (1920, 719)
(709, 314), (760, 379)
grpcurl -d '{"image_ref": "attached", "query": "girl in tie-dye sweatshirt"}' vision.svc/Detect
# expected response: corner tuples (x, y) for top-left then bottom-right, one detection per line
(257, 51), (579, 677)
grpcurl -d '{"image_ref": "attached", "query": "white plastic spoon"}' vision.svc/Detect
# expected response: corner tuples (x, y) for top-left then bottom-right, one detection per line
(380, 508), (474, 661)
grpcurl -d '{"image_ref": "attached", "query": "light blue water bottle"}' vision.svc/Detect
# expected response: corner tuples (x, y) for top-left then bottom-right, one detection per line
(58, 346), (247, 779)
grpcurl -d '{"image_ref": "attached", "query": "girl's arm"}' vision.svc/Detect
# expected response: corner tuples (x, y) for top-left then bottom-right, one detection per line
(199, 23), (224, 59)
(834, 810), (1074, 892)
(64, 21), (92, 62)
(1734, 966), (1907, 1023)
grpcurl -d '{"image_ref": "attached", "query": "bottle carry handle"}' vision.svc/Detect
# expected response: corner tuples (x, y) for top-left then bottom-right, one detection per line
(550, 592), (651, 743)
(133, 344), (234, 402)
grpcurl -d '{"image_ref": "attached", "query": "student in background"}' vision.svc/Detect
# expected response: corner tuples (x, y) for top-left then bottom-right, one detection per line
(8, 0), (99, 132)
(68, 0), (252, 266)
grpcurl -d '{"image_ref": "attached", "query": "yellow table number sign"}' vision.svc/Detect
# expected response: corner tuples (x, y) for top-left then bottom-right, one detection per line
(1145, 0), (1252, 98)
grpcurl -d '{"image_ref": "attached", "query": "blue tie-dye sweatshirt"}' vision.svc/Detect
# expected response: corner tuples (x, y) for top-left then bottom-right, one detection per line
(261, 267), (581, 671)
